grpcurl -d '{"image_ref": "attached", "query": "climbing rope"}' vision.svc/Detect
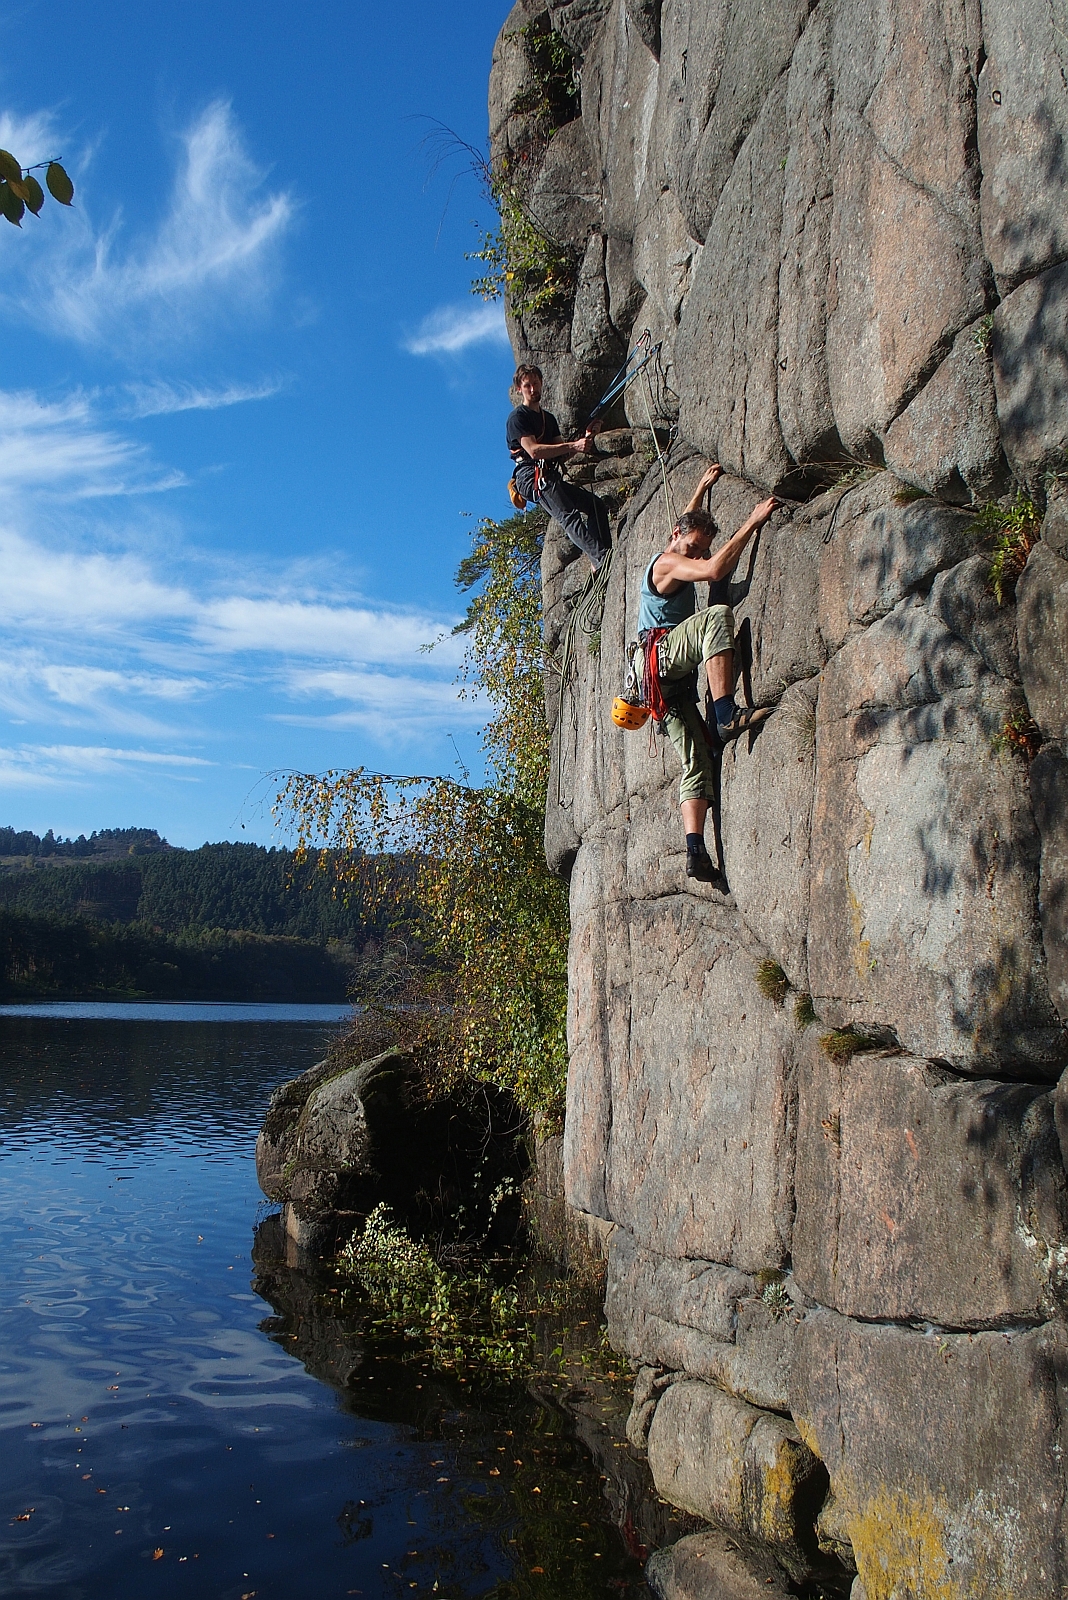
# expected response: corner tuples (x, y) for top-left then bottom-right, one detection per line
(550, 331), (681, 808)
(636, 354), (678, 539)
(587, 329), (661, 424)
(553, 547), (614, 808)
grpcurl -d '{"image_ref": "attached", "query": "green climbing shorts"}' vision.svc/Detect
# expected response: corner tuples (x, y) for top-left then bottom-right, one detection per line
(658, 604), (735, 674)
(663, 698), (717, 802)
(659, 606), (734, 803)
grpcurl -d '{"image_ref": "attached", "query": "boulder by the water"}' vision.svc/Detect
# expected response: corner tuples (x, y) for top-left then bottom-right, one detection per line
(255, 1047), (529, 1256)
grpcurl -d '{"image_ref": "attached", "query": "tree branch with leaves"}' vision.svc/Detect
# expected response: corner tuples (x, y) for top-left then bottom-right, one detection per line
(0, 149), (74, 228)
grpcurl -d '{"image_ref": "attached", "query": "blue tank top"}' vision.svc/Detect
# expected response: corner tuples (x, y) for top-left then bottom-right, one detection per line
(638, 557), (695, 634)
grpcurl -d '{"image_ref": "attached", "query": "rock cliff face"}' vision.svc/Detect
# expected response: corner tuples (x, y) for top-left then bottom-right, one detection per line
(490, 3), (1068, 1595)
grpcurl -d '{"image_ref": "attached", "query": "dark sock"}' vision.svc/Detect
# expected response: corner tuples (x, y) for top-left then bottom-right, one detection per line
(714, 695), (737, 728)
(685, 833), (705, 854)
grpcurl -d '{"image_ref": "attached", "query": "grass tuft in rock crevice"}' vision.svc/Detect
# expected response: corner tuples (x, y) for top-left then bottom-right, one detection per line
(794, 992), (818, 1031)
(818, 1027), (885, 1064)
(755, 959), (790, 1007)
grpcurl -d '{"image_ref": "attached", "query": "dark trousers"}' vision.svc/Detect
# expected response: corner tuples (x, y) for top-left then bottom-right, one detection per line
(514, 462), (611, 567)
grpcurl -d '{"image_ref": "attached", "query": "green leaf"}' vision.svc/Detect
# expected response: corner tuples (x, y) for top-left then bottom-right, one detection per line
(0, 149), (22, 185)
(0, 183), (25, 227)
(46, 162), (74, 205)
(22, 174), (44, 216)
(7, 175), (31, 205)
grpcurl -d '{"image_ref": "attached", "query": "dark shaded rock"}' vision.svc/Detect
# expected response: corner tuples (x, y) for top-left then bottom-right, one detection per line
(527, 115), (602, 248)
(792, 1310), (1068, 1600)
(794, 1045), (1068, 1326)
(1044, 481), (1068, 561)
(646, 1528), (793, 1600)
(1032, 746), (1068, 1025)
(1018, 540), (1068, 749)
(255, 1048), (529, 1255)
(653, 0), (812, 245)
(623, 0), (660, 59)
(929, 552), (1021, 685)
(993, 259), (1068, 477)
(675, 76), (790, 487)
(776, 6), (838, 467)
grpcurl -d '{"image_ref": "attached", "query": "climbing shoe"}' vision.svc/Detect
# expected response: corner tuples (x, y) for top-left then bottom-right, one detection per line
(716, 705), (774, 743)
(685, 840), (724, 885)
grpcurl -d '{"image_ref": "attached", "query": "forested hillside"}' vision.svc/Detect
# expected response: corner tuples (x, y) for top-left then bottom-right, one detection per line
(0, 832), (390, 1001)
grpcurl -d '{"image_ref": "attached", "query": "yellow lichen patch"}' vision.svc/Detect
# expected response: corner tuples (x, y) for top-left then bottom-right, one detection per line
(750, 1432), (812, 1546)
(792, 1414), (821, 1458)
(850, 1485), (1015, 1600)
(846, 873), (873, 984)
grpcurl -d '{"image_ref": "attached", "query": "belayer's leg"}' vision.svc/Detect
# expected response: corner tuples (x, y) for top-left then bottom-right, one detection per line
(535, 476), (611, 568)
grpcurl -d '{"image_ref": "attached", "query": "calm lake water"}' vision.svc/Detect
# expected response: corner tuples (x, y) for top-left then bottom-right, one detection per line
(0, 1004), (653, 1600)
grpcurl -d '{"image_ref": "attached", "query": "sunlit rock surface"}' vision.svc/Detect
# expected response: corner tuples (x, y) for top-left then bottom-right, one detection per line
(490, 0), (1068, 1593)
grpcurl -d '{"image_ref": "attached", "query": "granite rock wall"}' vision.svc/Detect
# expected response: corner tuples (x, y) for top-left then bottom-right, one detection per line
(490, 2), (1068, 1595)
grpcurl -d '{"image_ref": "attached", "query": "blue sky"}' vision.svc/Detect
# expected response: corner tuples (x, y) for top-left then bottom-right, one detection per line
(0, 0), (516, 847)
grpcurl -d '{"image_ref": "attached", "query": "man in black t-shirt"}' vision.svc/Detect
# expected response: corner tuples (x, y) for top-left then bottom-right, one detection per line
(506, 365), (611, 568)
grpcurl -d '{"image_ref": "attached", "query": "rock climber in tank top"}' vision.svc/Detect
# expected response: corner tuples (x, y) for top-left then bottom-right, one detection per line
(637, 463), (779, 884)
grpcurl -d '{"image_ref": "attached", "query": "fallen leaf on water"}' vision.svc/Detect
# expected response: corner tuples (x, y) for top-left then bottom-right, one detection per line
(241, 1591), (257, 1598)
(530, 1567), (544, 1575)
(152, 1548), (164, 1561)
(488, 1468), (500, 1476)
(12, 1510), (35, 1523)
(107, 1386), (119, 1391)
(97, 1489), (107, 1495)
(81, 1473), (92, 1480)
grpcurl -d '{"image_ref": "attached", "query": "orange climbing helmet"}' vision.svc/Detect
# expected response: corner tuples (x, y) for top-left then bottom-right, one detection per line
(612, 696), (651, 730)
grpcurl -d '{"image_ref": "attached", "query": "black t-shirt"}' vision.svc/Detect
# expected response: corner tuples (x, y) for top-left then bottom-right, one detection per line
(507, 405), (561, 461)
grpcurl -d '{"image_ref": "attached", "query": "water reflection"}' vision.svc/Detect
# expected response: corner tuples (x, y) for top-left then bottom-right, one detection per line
(0, 1013), (665, 1599)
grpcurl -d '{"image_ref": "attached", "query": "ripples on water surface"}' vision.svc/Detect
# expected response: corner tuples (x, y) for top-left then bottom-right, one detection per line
(0, 1006), (650, 1599)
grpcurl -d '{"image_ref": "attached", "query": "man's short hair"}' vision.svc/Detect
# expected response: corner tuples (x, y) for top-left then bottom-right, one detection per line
(675, 509), (715, 538)
(513, 363), (543, 390)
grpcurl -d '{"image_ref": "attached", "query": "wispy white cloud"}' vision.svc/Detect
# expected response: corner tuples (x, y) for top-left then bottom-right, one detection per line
(0, 743), (213, 790)
(122, 376), (284, 418)
(0, 109), (60, 174)
(11, 101), (294, 350)
(0, 390), (186, 498)
(404, 301), (508, 356)
(194, 597), (464, 667)
(277, 667), (483, 737)
(0, 653), (211, 738)
(0, 525), (190, 630)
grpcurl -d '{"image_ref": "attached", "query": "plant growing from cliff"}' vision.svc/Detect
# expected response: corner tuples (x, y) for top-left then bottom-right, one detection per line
(755, 959), (790, 1007)
(892, 484), (931, 506)
(973, 313), (995, 353)
(508, 21), (580, 126)
(469, 162), (577, 318)
(818, 1027), (884, 1064)
(275, 508), (570, 1122)
(974, 492), (1039, 604)
(793, 992), (818, 1031)
(992, 709), (1043, 762)
(761, 1281), (792, 1321)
